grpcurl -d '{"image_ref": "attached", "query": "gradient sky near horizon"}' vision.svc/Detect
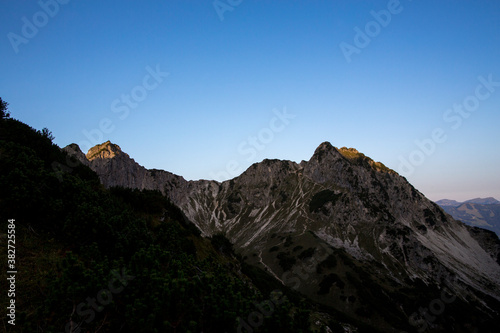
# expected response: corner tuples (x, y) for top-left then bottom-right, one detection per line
(1, 0), (499, 202)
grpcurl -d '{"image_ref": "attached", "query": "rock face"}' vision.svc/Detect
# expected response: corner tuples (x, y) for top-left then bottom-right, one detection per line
(63, 143), (89, 166)
(64, 140), (500, 331)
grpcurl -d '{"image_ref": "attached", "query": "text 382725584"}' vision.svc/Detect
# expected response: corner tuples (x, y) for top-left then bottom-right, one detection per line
(7, 219), (17, 326)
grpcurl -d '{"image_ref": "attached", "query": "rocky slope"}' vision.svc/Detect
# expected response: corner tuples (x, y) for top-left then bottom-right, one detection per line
(64, 141), (500, 331)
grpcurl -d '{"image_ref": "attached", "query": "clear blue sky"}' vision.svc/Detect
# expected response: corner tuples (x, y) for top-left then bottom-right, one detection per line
(1, 0), (499, 201)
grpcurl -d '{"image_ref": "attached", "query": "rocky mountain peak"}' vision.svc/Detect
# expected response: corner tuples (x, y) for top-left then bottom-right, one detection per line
(246, 158), (299, 174)
(316, 141), (335, 151)
(338, 146), (395, 174)
(338, 146), (361, 157)
(313, 141), (337, 155)
(62, 143), (89, 166)
(64, 141), (191, 201)
(309, 141), (343, 164)
(86, 140), (122, 161)
(338, 146), (359, 153)
(66, 143), (84, 154)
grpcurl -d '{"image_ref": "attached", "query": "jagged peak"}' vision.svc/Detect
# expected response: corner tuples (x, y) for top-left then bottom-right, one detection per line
(315, 141), (336, 152)
(311, 142), (395, 174)
(62, 143), (89, 166)
(63, 143), (85, 155)
(66, 143), (82, 152)
(338, 147), (395, 174)
(338, 146), (368, 162)
(338, 146), (360, 155)
(242, 158), (298, 177)
(310, 141), (342, 163)
(86, 141), (123, 161)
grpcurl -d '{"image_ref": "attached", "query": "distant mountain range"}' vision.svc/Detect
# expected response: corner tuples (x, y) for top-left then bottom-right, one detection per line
(436, 197), (500, 206)
(436, 198), (500, 237)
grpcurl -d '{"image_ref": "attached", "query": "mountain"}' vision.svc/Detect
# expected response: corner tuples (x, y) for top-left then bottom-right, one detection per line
(64, 140), (500, 332)
(465, 197), (500, 205)
(435, 199), (462, 207)
(436, 198), (500, 237)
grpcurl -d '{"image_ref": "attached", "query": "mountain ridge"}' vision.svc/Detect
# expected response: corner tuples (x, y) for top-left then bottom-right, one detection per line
(64, 139), (500, 331)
